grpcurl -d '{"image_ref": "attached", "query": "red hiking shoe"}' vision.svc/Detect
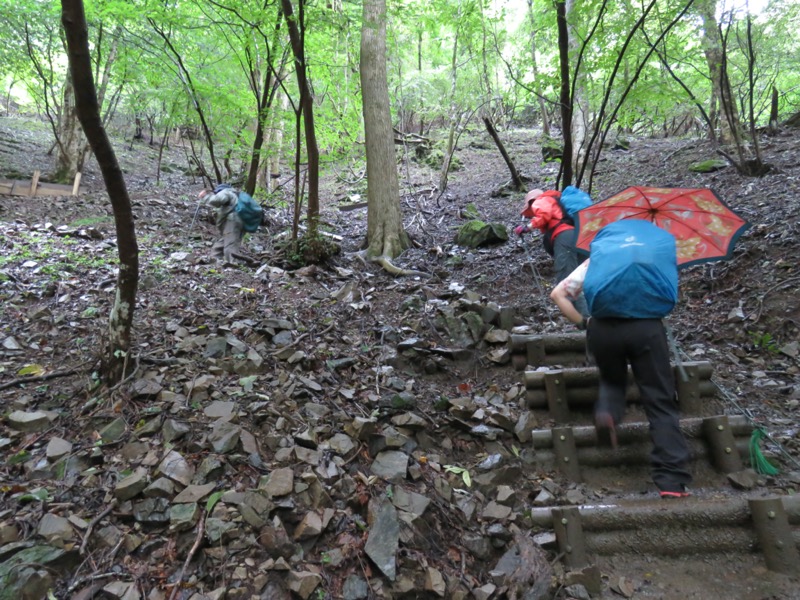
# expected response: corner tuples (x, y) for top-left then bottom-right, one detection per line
(595, 412), (618, 449)
(659, 487), (691, 499)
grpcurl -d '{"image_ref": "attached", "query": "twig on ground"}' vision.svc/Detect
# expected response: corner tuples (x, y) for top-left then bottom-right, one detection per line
(0, 361), (92, 391)
(167, 510), (207, 600)
(80, 499), (118, 556)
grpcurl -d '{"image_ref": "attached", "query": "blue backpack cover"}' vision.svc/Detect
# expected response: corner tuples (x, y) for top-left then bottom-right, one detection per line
(235, 191), (263, 233)
(559, 185), (593, 219)
(583, 220), (678, 319)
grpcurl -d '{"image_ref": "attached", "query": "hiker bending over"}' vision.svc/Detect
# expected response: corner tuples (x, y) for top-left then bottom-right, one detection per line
(514, 188), (588, 318)
(549, 220), (692, 499)
(198, 184), (254, 265)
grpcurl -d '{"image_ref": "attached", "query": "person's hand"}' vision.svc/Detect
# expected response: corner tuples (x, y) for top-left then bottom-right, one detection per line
(198, 189), (208, 200)
(514, 224), (530, 237)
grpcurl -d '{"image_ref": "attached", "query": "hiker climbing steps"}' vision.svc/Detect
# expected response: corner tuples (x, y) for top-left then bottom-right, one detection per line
(509, 329), (800, 574)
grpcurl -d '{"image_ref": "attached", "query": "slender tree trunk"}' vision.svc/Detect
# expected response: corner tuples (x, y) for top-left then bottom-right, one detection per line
(282, 0), (320, 236)
(555, 1), (573, 187)
(439, 13), (460, 197)
(565, 0), (587, 176)
(696, 0), (742, 144)
(61, 0), (139, 385)
(361, 0), (409, 259)
(526, 0), (550, 137)
(483, 117), (524, 190)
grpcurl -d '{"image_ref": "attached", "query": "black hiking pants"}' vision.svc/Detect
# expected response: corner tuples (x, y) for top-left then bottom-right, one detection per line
(587, 317), (692, 492)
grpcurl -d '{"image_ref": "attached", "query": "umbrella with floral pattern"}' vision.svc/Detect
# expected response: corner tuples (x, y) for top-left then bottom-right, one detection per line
(574, 186), (750, 268)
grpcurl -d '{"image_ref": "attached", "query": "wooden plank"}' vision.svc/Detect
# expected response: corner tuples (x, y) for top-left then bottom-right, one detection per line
(29, 170), (40, 196)
(0, 180), (12, 194)
(72, 172), (82, 196)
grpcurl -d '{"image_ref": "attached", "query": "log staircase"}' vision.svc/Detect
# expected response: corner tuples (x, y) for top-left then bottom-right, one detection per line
(508, 331), (800, 582)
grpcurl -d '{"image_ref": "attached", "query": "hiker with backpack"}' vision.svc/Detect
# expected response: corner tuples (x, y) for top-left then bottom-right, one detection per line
(514, 187), (589, 319)
(549, 220), (693, 499)
(198, 184), (262, 265)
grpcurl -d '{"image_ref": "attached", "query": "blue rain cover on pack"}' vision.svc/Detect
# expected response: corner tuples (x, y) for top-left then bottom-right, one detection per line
(583, 220), (678, 319)
(560, 185), (593, 218)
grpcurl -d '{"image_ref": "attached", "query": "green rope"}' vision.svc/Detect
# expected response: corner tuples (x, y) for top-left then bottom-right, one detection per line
(749, 428), (780, 475)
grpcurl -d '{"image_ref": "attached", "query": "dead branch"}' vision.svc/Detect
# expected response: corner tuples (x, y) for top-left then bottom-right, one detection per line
(80, 499), (118, 556)
(0, 363), (91, 391)
(167, 509), (207, 600)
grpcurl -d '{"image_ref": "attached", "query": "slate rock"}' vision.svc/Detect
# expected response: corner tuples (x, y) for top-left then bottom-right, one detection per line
(7, 410), (52, 433)
(343, 574), (369, 600)
(133, 498), (171, 523)
(37, 514), (74, 544)
(115, 471), (149, 501)
(262, 467), (294, 498)
(209, 420), (241, 453)
(370, 451), (408, 482)
(157, 450), (194, 486)
(170, 503), (201, 532)
(99, 418), (127, 442)
(0, 545), (79, 600)
(45, 437), (72, 460)
(365, 501), (400, 581)
(286, 570), (322, 600)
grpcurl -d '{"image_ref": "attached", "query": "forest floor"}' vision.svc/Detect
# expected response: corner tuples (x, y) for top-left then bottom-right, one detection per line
(1, 115), (800, 600)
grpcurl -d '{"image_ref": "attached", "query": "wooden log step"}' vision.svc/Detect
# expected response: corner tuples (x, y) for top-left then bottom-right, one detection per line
(530, 495), (800, 529)
(510, 332), (587, 369)
(529, 415), (751, 449)
(510, 332), (587, 353)
(523, 361), (713, 389)
(528, 495), (800, 563)
(524, 380), (717, 408)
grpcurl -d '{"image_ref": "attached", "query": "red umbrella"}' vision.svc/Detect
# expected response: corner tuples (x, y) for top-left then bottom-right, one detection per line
(574, 186), (750, 268)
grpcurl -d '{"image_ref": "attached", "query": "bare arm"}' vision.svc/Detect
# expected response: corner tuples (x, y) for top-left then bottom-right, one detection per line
(550, 283), (584, 325)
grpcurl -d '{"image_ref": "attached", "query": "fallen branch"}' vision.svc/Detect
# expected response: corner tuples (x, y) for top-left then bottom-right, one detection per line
(168, 509), (207, 600)
(0, 365), (88, 391)
(80, 499), (118, 556)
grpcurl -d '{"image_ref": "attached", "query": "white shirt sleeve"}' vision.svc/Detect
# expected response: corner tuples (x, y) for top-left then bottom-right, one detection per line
(559, 259), (589, 299)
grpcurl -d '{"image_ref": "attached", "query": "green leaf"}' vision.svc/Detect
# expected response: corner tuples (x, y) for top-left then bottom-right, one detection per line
(8, 450), (30, 465)
(18, 364), (45, 376)
(206, 490), (225, 513)
(17, 488), (50, 503)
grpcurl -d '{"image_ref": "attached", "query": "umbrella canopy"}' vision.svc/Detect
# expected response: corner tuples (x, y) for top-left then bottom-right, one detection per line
(574, 186), (750, 268)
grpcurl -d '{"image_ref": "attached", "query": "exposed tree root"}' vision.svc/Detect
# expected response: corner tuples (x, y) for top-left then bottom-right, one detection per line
(355, 251), (433, 278)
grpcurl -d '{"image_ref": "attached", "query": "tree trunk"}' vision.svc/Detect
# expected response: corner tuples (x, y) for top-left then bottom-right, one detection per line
(696, 0), (742, 144)
(55, 73), (85, 183)
(483, 117), (525, 191)
(555, 0), (573, 187)
(526, 0), (550, 137)
(282, 0), (320, 237)
(361, 0), (409, 259)
(566, 0), (587, 178)
(768, 86), (779, 134)
(438, 8), (461, 198)
(61, 0), (139, 385)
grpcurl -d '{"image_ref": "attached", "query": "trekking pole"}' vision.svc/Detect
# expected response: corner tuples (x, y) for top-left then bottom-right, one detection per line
(190, 200), (203, 231)
(520, 233), (556, 326)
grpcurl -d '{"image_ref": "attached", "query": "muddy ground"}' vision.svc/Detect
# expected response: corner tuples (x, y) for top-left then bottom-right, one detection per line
(1, 115), (799, 599)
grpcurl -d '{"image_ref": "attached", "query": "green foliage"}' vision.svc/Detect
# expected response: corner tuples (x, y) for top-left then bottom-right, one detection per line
(276, 233), (341, 269)
(749, 330), (779, 354)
